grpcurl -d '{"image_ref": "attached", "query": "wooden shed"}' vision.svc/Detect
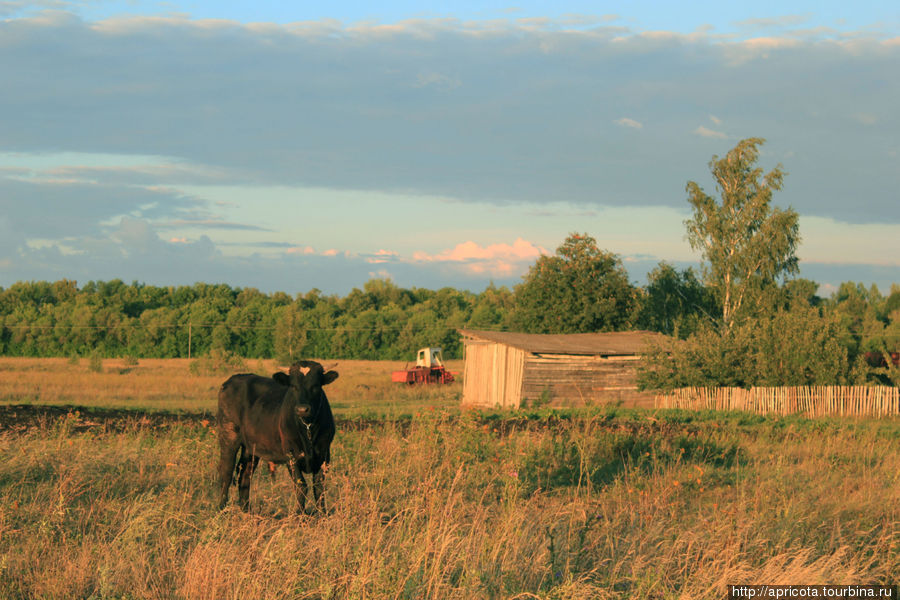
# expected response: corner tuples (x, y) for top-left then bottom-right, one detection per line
(459, 329), (671, 409)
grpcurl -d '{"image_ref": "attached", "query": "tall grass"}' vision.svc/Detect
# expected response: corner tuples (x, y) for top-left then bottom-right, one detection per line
(1, 411), (896, 599)
(0, 357), (462, 416)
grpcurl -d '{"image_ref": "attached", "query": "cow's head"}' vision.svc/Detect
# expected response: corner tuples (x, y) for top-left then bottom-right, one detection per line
(292, 361), (339, 404)
(273, 366), (315, 419)
(274, 361), (338, 419)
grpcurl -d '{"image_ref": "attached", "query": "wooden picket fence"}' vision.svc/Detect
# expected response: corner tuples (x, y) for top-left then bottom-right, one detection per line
(654, 386), (899, 418)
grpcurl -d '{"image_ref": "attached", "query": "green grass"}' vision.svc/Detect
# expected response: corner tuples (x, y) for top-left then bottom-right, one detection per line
(0, 408), (897, 599)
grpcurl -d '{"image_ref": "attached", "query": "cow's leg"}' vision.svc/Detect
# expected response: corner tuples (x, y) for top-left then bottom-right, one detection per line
(237, 452), (259, 512)
(289, 458), (310, 514)
(217, 423), (240, 509)
(312, 467), (326, 514)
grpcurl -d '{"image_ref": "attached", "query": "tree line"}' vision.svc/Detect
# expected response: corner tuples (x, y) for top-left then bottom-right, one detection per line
(1, 139), (897, 387)
(1, 266), (896, 385)
(0, 267), (713, 362)
(0, 278), (511, 362)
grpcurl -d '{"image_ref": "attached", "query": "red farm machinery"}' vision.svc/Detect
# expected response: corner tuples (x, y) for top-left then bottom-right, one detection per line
(391, 347), (456, 385)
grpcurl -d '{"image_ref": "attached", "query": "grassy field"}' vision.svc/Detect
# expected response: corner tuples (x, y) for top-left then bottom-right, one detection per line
(0, 356), (464, 416)
(0, 358), (897, 599)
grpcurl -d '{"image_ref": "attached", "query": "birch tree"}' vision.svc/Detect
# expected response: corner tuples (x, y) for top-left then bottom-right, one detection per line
(685, 138), (800, 328)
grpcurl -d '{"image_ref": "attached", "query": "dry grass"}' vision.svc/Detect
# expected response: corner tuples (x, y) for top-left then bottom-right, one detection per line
(0, 357), (463, 416)
(0, 358), (897, 598)
(1, 413), (897, 598)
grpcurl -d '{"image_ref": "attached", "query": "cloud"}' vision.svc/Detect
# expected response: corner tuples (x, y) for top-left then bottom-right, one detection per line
(286, 246), (316, 255)
(693, 125), (727, 139)
(734, 15), (812, 30)
(0, 215), (542, 294)
(412, 238), (548, 277)
(158, 219), (272, 231)
(799, 216), (900, 267)
(0, 10), (897, 299)
(366, 249), (400, 264)
(412, 70), (461, 90)
(0, 175), (201, 240)
(414, 238), (546, 262)
(0, 11), (897, 226)
(42, 162), (236, 186)
(614, 117), (643, 129)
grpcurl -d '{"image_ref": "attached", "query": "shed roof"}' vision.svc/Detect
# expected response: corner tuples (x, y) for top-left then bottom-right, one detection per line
(459, 329), (671, 356)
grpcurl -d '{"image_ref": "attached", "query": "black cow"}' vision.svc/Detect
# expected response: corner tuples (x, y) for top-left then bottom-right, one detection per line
(217, 360), (338, 514)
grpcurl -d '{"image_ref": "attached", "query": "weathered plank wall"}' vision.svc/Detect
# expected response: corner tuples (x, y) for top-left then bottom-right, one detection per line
(520, 354), (654, 408)
(461, 341), (525, 408)
(655, 386), (900, 417)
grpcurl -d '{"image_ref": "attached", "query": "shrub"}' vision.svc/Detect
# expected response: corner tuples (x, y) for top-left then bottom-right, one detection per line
(189, 349), (247, 376)
(88, 351), (104, 373)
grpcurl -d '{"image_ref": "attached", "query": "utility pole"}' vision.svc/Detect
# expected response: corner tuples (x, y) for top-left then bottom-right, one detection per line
(188, 322), (192, 359)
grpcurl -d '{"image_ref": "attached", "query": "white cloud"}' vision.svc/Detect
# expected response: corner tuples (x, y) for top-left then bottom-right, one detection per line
(614, 117), (643, 129)
(693, 125), (727, 139)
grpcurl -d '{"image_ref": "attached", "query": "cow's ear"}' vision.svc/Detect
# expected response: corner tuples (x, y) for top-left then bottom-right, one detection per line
(322, 371), (339, 386)
(272, 372), (290, 386)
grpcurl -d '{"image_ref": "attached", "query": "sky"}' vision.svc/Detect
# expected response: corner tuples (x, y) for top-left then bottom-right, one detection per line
(1, 1), (898, 297)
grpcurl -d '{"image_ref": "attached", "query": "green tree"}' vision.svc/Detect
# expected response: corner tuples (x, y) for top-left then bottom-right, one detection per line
(749, 304), (853, 386)
(685, 138), (800, 328)
(467, 283), (515, 330)
(638, 302), (854, 391)
(777, 278), (821, 309)
(637, 262), (715, 338)
(883, 285), (900, 318)
(274, 302), (308, 363)
(637, 323), (753, 390)
(512, 233), (637, 333)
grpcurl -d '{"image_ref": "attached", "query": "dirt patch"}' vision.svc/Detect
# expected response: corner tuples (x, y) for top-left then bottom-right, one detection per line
(0, 403), (684, 438)
(0, 404), (214, 434)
